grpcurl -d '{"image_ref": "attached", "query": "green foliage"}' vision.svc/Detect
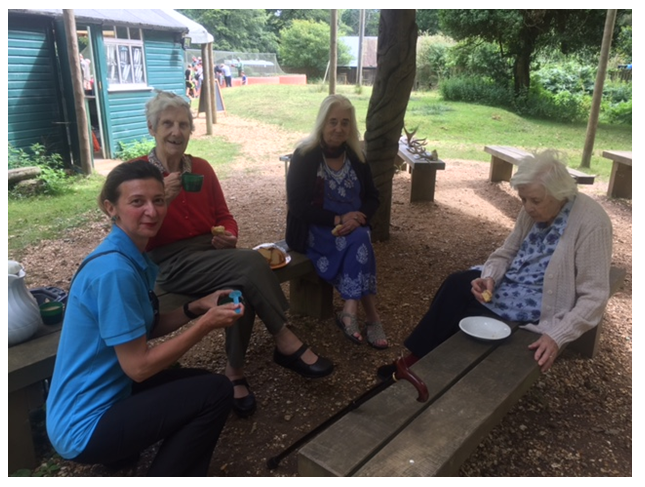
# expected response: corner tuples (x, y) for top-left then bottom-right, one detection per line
(615, 25), (632, 63)
(266, 9), (331, 35)
(514, 85), (590, 123)
(416, 35), (455, 90)
(279, 20), (352, 78)
(602, 99), (631, 125)
(116, 138), (156, 161)
(416, 10), (441, 35)
(179, 9), (278, 52)
(532, 61), (596, 95)
(447, 41), (512, 86)
(9, 143), (70, 196)
(440, 76), (513, 107)
(340, 9), (380, 36)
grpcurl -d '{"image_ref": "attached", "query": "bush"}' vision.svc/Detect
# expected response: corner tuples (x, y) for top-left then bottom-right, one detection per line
(116, 138), (156, 161)
(532, 61), (596, 95)
(8, 143), (70, 196)
(447, 41), (512, 86)
(416, 35), (455, 90)
(602, 99), (632, 125)
(440, 76), (513, 107)
(513, 85), (590, 123)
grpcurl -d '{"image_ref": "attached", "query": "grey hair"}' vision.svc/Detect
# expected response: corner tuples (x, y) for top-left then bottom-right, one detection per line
(510, 149), (578, 201)
(297, 94), (364, 162)
(145, 91), (194, 133)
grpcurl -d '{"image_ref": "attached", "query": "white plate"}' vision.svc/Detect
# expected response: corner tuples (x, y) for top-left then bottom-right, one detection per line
(252, 243), (291, 269)
(459, 316), (511, 342)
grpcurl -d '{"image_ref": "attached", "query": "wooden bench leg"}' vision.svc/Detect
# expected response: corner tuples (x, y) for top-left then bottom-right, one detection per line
(410, 165), (438, 202)
(566, 323), (601, 359)
(289, 276), (333, 319)
(607, 161), (632, 199)
(489, 156), (513, 182)
(9, 389), (38, 473)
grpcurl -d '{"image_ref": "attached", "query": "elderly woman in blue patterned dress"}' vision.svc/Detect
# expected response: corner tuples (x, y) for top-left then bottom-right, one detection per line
(378, 150), (613, 377)
(286, 94), (387, 349)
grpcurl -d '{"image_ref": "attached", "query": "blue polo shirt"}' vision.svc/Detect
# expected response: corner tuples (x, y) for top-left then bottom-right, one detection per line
(46, 226), (158, 459)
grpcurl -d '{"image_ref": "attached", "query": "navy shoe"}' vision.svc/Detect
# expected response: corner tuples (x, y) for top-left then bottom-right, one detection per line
(273, 344), (334, 379)
(231, 378), (256, 418)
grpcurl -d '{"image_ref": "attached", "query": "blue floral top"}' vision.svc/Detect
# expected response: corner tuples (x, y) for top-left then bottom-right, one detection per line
(481, 197), (575, 322)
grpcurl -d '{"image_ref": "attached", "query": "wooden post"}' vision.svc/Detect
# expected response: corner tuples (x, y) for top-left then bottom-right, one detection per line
(357, 9), (365, 86)
(201, 43), (213, 134)
(208, 44), (217, 124)
(581, 9), (617, 168)
(62, 9), (93, 175)
(329, 10), (338, 95)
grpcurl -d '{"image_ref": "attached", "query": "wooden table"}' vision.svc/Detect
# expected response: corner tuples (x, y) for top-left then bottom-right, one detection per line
(396, 141), (446, 202)
(603, 150), (632, 199)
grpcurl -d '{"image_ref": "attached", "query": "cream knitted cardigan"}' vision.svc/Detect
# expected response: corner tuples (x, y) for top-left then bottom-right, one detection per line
(481, 193), (613, 349)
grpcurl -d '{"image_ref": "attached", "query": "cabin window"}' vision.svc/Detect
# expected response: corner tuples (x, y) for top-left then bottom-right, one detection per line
(103, 27), (147, 89)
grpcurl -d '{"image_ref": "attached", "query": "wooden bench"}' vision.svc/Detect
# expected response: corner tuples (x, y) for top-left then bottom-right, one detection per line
(156, 240), (333, 320)
(298, 266), (626, 477)
(602, 150), (632, 199)
(395, 140), (446, 202)
(8, 322), (62, 473)
(485, 145), (596, 185)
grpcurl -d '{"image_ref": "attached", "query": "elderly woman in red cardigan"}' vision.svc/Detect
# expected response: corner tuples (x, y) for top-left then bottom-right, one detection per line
(139, 91), (333, 419)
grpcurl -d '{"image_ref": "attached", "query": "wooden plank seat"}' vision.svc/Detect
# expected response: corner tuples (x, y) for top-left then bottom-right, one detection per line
(155, 240), (333, 320)
(297, 266), (626, 477)
(485, 145), (596, 185)
(395, 141), (446, 202)
(602, 150), (632, 199)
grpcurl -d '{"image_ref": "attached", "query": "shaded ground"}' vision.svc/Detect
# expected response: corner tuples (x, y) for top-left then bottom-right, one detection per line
(20, 114), (632, 477)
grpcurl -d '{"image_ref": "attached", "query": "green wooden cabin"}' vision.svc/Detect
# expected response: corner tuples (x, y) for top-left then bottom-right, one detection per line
(8, 9), (192, 166)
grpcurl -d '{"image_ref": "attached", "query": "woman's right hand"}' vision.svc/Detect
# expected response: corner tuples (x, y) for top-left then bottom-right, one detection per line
(164, 171), (182, 202)
(471, 277), (495, 304)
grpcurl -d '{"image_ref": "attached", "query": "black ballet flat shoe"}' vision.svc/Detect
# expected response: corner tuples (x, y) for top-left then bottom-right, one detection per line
(273, 344), (334, 379)
(231, 378), (257, 418)
(377, 363), (397, 382)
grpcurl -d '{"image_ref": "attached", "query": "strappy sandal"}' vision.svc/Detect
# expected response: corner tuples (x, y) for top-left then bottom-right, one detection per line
(336, 311), (363, 345)
(365, 321), (388, 350)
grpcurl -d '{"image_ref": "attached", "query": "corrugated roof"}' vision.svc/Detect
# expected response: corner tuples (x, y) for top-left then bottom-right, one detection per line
(10, 9), (189, 33)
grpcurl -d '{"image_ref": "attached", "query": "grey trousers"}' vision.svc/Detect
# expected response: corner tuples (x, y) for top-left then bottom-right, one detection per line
(148, 235), (288, 368)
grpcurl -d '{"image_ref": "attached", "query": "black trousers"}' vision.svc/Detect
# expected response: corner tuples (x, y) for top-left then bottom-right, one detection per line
(73, 368), (233, 476)
(404, 269), (503, 358)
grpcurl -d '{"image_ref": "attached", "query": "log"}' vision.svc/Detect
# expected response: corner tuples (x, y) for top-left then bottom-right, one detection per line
(8, 166), (41, 184)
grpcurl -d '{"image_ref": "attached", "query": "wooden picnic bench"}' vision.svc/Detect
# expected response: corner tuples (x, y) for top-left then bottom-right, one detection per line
(298, 266), (626, 477)
(485, 146), (596, 185)
(395, 140), (446, 202)
(603, 150), (632, 199)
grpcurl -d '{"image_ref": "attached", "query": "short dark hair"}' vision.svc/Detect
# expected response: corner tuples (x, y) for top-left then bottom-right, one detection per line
(98, 159), (164, 215)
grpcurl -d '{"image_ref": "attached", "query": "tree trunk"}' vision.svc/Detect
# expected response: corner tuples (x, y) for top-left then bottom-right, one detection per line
(364, 10), (417, 241)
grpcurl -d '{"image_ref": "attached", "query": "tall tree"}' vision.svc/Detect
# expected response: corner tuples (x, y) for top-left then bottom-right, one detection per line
(416, 9), (440, 35)
(265, 9), (331, 35)
(439, 9), (611, 94)
(365, 10), (417, 241)
(341, 9), (380, 36)
(179, 9), (278, 52)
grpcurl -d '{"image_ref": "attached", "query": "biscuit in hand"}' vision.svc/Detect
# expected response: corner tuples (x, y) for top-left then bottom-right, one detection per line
(331, 224), (343, 236)
(211, 225), (226, 235)
(481, 290), (493, 303)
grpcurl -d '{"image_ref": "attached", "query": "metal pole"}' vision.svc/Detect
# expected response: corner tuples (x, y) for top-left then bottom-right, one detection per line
(581, 9), (617, 168)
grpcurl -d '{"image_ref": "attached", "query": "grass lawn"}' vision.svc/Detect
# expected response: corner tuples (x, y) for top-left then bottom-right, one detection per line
(222, 84), (631, 179)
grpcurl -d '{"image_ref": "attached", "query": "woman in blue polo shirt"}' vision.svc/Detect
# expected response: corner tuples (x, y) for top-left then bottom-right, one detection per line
(46, 160), (243, 476)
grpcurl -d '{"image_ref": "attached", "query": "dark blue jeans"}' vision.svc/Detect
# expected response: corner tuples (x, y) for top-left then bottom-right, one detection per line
(73, 368), (233, 476)
(404, 269), (503, 358)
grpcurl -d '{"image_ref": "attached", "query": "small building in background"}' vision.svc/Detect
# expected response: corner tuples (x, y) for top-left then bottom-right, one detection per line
(337, 36), (378, 85)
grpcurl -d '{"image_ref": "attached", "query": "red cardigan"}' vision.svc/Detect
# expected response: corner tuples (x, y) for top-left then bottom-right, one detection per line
(144, 155), (238, 251)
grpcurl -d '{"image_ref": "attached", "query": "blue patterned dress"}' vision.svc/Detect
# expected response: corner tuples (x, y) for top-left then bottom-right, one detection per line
(480, 197), (575, 322)
(306, 157), (377, 300)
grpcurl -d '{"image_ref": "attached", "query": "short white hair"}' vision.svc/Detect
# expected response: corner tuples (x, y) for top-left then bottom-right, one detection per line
(510, 149), (578, 201)
(145, 91), (194, 133)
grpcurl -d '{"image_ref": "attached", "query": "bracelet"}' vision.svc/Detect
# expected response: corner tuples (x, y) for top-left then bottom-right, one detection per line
(183, 301), (201, 320)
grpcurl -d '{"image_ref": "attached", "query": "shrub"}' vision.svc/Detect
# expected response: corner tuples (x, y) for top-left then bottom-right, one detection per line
(116, 138), (156, 161)
(602, 99), (632, 125)
(8, 143), (70, 196)
(440, 76), (513, 107)
(532, 62), (596, 95)
(416, 35), (455, 90)
(513, 85), (589, 123)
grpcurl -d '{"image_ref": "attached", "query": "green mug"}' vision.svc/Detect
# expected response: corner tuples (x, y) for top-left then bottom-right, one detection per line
(181, 172), (204, 192)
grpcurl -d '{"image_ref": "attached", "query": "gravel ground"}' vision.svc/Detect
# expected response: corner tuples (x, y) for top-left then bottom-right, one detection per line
(17, 114), (631, 477)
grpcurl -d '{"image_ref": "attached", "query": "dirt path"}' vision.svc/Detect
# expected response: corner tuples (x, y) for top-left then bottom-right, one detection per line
(21, 114), (631, 477)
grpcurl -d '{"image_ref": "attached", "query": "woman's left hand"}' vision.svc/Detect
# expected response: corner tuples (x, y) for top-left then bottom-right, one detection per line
(335, 211), (366, 236)
(211, 230), (237, 249)
(528, 334), (559, 373)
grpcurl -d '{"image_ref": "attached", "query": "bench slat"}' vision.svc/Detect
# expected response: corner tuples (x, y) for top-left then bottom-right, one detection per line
(354, 329), (540, 477)
(298, 326), (520, 476)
